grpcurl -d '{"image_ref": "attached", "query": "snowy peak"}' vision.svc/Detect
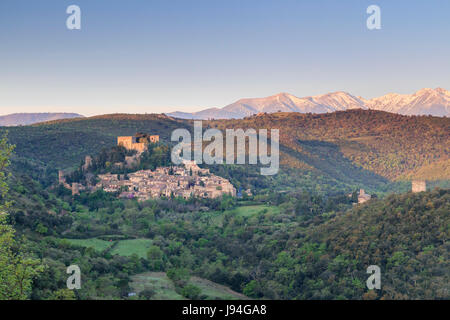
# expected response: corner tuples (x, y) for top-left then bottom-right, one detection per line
(435, 87), (450, 95)
(366, 87), (450, 116)
(309, 91), (366, 111)
(167, 88), (450, 119)
(222, 91), (365, 115)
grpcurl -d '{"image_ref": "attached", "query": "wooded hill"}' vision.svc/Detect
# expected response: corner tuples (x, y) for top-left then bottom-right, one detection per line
(206, 110), (449, 181)
(8, 169), (449, 299)
(1, 111), (448, 300)
(3, 110), (449, 192)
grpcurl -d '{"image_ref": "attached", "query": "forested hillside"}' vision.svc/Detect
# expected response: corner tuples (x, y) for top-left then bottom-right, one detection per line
(301, 189), (449, 299)
(207, 110), (449, 181)
(4, 110), (448, 193)
(1, 110), (449, 300)
(5, 114), (188, 185)
(7, 170), (449, 299)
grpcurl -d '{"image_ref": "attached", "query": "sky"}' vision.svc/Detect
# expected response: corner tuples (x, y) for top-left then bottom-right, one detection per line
(0, 0), (449, 116)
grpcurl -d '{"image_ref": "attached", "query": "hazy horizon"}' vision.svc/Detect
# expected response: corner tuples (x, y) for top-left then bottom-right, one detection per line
(0, 86), (449, 117)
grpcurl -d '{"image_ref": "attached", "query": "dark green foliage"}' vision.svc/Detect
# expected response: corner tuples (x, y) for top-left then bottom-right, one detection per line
(5, 114), (189, 184)
(2, 111), (449, 300)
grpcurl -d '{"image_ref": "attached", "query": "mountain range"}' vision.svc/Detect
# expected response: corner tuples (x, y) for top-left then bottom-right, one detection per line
(0, 113), (84, 126)
(168, 88), (450, 119)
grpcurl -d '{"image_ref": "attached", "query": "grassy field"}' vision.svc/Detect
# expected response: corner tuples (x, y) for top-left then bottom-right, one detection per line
(190, 276), (248, 300)
(233, 205), (280, 217)
(110, 239), (153, 258)
(130, 272), (185, 300)
(129, 272), (247, 300)
(64, 238), (152, 258)
(64, 205), (278, 257)
(209, 204), (281, 227)
(64, 238), (113, 251)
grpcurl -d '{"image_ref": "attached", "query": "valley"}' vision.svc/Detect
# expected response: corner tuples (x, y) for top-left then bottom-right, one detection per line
(2, 0), (448, 304)
(0, 109), (448, 300)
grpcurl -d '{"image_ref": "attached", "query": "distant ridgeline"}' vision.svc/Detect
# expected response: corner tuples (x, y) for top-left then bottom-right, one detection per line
(5, 110), (450, 194)
(59, 133), (237, 200)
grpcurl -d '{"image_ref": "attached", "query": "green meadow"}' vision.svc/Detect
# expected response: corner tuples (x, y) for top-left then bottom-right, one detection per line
(233, 205), (280, 217)
(110, 239), (153, 258)
(65, 238), (153, 258)
(64, 238), (113, 252)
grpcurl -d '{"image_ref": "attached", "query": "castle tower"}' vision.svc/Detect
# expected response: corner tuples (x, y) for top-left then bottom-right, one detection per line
(117, 134), (159, 153)
(83, 155), (93, 171)
(150, 135), (160, 143)
(117, 136), (135, 149)
(58, 170), (65, 184)
(72, 183), (80, 196)
(358, 189), (371, 204)
(412, 180), (426, 193)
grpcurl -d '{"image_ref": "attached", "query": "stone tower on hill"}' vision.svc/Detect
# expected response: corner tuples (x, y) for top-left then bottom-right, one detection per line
(117, 133), (159, 153)
(83, 155), (93, 171)
(357, 189), (371, 204)
(412, 180), (426, 193)
(58, 170), (65, 184)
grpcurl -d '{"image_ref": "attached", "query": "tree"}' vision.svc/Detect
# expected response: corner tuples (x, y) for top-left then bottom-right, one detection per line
(0, 132), (44, 300)
(48, 289), (76, 300)
(139, 288), (156, 299)
(0, 132), (14, 212)
(147, 245), (165, 271)
(181, 284), (201, 300)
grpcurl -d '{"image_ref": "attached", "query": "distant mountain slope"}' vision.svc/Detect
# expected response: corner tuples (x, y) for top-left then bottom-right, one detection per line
(168, 108), (242, 120)
(206, 110), (450, 181)
(168, 88), (450, 119)
(0, 113), (83, 126)
(5, 110), (449, 188)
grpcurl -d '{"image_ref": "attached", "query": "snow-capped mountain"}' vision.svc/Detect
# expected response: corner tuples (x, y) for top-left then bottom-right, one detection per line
(167, 88), (450, 119)
(364, 88), (450, 116)
(221, 92), (366, 116)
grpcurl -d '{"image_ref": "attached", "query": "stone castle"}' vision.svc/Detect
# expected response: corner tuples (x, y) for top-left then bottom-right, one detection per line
(357, 189), (371, 204)
(117, 133), (160, 153)
(59, 134), (237, 200)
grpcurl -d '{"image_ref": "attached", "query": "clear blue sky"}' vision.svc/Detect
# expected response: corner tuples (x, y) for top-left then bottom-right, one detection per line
(1, 0), (449, 116)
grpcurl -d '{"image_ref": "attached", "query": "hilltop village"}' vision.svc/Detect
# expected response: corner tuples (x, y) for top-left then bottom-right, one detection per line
(98, 161), (236, 201)
(59, 134), (237, 201)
